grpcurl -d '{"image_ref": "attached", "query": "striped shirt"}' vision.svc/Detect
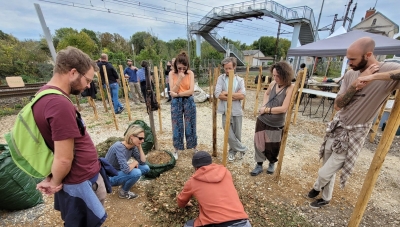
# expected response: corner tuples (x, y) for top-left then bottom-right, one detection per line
(137, 68), (146, 82)
(104, 141), (144, 174)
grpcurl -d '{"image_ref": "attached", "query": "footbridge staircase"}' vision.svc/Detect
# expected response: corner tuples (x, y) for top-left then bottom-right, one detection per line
(190, 0), (319, 66)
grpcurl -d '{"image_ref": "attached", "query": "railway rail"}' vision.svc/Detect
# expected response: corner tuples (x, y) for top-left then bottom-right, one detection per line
(0, 82), (46, 99)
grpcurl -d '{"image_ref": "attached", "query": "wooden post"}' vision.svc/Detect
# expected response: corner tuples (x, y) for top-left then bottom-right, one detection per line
(273, 70), (304, 180)
(369, 97), (389, 142)
(87, 97), (98, 120)
(102, 65), (119, 130)
(159, 61), (166, 100)
(222, 69), (235, 166)
(95, 72), (108, 112)
(253, 66), (263, 116)
(348, 91), (400, 227)
(118, 65), (132, 121)
(75, 96), (81, 111)
(209, 67), (213, 103)
(292, 67), (308, 124)
(212, 67), (219, 157)
(242, 65), (249, 110)
(144, 64), (159, 150)
(154, 66), (163, 133)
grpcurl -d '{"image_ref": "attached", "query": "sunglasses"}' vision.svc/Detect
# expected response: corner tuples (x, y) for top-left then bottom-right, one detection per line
(134, 135), (145, 141)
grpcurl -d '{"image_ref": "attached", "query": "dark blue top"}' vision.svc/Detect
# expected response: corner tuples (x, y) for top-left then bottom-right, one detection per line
(104, 142), (144, 174)
(124, 67), (138, 83)
(137, 68), (146, 82)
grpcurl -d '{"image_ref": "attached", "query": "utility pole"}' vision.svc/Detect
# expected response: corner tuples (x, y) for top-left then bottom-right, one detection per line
(330, 14), (339, 35)
(274, 22), (281, 63)
(342, 0), (353, 27)
(347, 3), (357, 31)
(315, 0), (325, 38)
(34, 3), (57, 62)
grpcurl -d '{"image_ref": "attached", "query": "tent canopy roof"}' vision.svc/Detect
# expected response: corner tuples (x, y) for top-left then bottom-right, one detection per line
(288, 30), (400, 57)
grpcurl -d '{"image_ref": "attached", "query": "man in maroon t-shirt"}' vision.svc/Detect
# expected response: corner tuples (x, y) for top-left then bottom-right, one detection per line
(35, 47), (107, 226)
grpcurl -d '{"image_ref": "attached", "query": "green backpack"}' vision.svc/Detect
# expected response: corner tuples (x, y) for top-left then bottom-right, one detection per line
(5, 89), (71, 178)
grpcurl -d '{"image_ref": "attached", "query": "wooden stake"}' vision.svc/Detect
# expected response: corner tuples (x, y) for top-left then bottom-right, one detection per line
(273, 69), (304, 180)
(221, 69), (235, 166)
(154, 66), (163, 133)
(209, 67), (213, 103)
(88, 97), (98, 120)
(348, 91), (400, 227)
(242, 65), (249, 110)
(159, 61), (165, 99)
(369, 97), (389, 143)
(212, 67), (219, 157)
(253, 66), (263, 116)
(118, 65), (132, 121)
(95, 72), (108, 112)
(292, 67), (308, 124)
(102, 65), (118, 130)
(75, 95), (81, 111)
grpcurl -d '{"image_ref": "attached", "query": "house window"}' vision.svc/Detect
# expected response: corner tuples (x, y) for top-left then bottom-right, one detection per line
(372, 18), (377, 26)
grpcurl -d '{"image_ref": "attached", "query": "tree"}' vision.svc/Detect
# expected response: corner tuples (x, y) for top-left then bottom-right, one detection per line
(57, 31), (97, 58)
(53, 27), (78, 48)
(130, 31), (156, 55)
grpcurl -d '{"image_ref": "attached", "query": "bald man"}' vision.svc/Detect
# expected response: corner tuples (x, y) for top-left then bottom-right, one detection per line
(307, 37), (400, 208)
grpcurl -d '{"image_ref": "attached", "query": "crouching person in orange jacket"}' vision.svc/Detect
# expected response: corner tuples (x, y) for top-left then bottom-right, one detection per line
(177, 151), (251, 227)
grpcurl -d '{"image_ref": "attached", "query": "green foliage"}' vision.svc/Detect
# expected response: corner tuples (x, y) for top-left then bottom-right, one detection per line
(252, 36), (291, 59)
(57, 31), (98, 58)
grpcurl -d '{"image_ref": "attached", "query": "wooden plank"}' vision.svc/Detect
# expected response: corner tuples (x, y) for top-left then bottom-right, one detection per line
(118, 65), (132, 121)
(5, 76), (25, 88)
(222, 69), (235, 166)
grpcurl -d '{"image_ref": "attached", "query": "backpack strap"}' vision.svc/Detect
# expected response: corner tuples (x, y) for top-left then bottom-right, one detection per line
(31, 89), (72, 104)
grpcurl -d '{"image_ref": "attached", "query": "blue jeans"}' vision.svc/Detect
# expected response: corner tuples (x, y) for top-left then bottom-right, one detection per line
(109, 164), (150, 191)
(104, 83), (123, 113)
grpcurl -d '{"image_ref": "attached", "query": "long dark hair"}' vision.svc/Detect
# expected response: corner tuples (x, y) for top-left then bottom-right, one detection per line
(173, 51), (190, 74)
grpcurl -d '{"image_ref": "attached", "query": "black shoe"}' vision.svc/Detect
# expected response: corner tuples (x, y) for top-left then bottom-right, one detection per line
(116, 106), (125, 114)
(310, 198), (330, 208)
(307, 189), (320, 198)
(167, 99), (171, 102)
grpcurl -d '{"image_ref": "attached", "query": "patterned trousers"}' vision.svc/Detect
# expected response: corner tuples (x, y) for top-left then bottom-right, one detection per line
(171, 96), (197, 150)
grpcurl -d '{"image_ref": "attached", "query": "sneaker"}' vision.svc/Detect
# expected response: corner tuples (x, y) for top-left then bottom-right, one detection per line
(237, 152), (244, 160)
(310, 198), (330, 208)
(228, 153), (235, 162)
(116, 106), (125, 114)
(266, 162), (275, 174)
(307, 188), (320, 198)
(119, 190), (138, 199)
(173, 151), (179, 160)
(250, 164), (263, 176)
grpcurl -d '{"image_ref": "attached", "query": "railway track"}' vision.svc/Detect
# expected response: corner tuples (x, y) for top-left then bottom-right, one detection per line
(0, 83), (47, 99)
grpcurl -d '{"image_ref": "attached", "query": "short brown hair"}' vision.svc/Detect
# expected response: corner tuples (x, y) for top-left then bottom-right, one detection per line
(270, 61), (293, 86)
(54, 46), (98, 75)
(173, 51), (190, 74)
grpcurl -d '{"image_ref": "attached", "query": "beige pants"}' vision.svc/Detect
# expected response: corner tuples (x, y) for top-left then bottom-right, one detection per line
(128, 82), (144, 103)
(313, 136), (346, 201)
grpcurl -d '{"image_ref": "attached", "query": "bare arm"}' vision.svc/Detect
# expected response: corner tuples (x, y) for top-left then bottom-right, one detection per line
(37, 139), (74, 195)
(259, 84), (294, 115)
(169, 71), (183, 93)
(138, 144), (146, 163)
(359, 69), (400, 82)
(177, 71), (195, 97)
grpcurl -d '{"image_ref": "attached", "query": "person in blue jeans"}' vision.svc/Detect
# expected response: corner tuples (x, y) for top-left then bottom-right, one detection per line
(97, 53), (124, 114)
(105, 124), (150, 199)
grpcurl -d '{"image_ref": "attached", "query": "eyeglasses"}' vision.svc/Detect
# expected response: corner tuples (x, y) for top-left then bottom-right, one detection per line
(134, 135), (145, 141)
(81, 73), (93, 85)
(177, 67), (187, 71)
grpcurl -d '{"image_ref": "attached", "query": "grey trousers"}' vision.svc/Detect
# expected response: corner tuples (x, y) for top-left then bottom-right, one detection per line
(222, 114), (247, 155)
(313, 136), (346, 201)
(184, 219), (252, 227)
(128, 82), (144, 103)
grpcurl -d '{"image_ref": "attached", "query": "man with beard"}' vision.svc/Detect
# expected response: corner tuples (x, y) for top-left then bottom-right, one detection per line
(124, 59), (144, 104)
(307, 37), (400, 208)
(35, 47), (107, 226)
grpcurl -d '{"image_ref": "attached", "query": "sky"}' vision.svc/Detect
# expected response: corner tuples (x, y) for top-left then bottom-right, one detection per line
(1, 0), (399, 47)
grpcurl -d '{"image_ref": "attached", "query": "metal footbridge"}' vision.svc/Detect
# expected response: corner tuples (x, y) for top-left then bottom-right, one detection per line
(190, 0), (319, 65)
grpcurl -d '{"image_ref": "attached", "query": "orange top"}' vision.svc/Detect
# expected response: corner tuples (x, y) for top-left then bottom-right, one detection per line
(177, 164), (248, 226)
(172, 73), (191, 93)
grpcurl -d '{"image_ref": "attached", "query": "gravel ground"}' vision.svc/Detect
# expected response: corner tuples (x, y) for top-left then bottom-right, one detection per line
(0, 87), (399, 226)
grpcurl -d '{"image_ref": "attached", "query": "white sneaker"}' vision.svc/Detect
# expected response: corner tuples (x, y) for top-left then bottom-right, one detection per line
(173, 151), (179, 160)
(228, 153), (235, 162)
